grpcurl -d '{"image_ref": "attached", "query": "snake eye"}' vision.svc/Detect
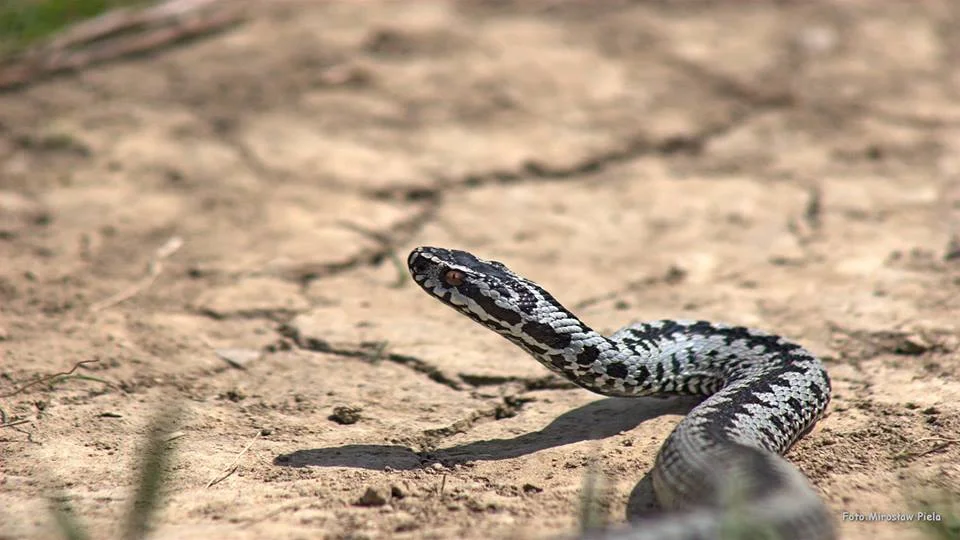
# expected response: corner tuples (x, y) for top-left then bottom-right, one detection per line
(444, 269), (465, 286)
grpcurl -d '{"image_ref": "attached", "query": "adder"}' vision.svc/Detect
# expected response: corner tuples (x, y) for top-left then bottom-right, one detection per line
(407, 246), (833, 540)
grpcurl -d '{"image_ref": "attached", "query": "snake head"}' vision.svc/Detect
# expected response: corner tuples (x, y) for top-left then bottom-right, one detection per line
(407, 246), (527, 326)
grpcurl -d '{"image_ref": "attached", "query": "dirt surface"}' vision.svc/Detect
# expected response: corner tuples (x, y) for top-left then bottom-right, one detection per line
(2, 1), (960, 539)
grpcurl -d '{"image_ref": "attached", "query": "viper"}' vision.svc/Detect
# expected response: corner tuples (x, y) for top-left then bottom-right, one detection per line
(407, 246), (834, 540)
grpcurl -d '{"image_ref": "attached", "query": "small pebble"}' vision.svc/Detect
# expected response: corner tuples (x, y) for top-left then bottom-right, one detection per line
(215, 348), (262, 369)
(355, 486), (388, 507)
(895, 335), (931, 355)
(329, 405), (363, 425)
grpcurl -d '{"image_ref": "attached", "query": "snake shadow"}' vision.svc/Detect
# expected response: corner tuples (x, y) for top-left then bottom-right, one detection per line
(274, 395), (701, 518)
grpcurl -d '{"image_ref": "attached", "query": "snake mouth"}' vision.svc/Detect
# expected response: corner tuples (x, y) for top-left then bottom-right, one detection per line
(407, 247), (437, 280)
(407, 247), (425, 273)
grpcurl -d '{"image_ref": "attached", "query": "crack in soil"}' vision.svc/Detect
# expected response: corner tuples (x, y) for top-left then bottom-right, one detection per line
(194, 307), (307, 322)
(287, 198), (441, 287)
(417, 394), (536, 450)
(274, 323), (549, 448)
(275, 323), (579, 398)
(571, 264), (688, 311)
(458, 373), (575, 391)
(367, 60), (798, 202)
(276, 323), (466, 391)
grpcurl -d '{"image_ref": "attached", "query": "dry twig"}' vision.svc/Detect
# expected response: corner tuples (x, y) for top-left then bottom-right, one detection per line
(205, 429), (262, 488)
(893, 436), (960, 461)
(90, 236), (183, 311)
(1, 359), (110, 436)
(0, 359), (100, 399)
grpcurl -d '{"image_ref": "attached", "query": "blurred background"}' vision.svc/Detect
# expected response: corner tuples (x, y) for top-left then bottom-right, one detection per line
(1, 1), (958, 540)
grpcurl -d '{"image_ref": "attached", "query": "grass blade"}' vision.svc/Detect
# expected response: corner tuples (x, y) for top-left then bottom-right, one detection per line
(121, 406), (181, 540)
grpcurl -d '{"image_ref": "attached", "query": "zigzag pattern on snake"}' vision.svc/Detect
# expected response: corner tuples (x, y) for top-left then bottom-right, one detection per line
(407, 246), (834, 540)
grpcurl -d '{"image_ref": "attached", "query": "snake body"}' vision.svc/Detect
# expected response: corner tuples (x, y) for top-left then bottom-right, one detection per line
(407, 246), (834, 540)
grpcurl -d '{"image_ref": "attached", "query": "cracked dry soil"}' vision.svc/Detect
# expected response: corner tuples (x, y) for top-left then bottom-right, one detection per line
(2, 1), (960, 539)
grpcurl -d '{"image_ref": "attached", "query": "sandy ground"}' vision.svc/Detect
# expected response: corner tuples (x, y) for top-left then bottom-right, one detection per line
(2, 1), (960, 539)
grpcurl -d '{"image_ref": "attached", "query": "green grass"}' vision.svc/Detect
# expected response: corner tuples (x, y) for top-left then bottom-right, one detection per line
(575, 468), (960, 540)
(578, 463), (611, 536)
(47, 406), (182, 540)
(0, 0), (150, 53)
(910, 488), (960, 540)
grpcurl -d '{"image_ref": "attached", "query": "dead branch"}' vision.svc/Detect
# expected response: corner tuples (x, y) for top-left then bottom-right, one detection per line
(0, 0), (247, 91)
(205, 429), (262, 488)
(893, 436), (960, 461)
(0, 359), (99, 399)
(90, 236), (183, 312)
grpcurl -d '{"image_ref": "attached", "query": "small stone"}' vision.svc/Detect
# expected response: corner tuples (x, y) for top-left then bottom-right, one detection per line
(355, 486), (388, 507)
(522, 483), (542, 494)
(895, 335), (932, 355)
(329, 405), (363, 425)
(663, 265), (687, 284)
(219, 389), (246, 402)
(215, 348), (262, 369)
(390, 484), (406, 499)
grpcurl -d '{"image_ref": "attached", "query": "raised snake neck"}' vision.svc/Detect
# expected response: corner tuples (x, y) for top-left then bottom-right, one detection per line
(407, 246), (834, 540)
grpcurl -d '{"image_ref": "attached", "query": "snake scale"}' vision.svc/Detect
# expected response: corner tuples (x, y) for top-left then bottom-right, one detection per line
(407, 246), (834, 540)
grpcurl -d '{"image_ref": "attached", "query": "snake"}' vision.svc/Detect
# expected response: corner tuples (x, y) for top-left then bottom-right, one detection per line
(407, 246), (834, 540)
